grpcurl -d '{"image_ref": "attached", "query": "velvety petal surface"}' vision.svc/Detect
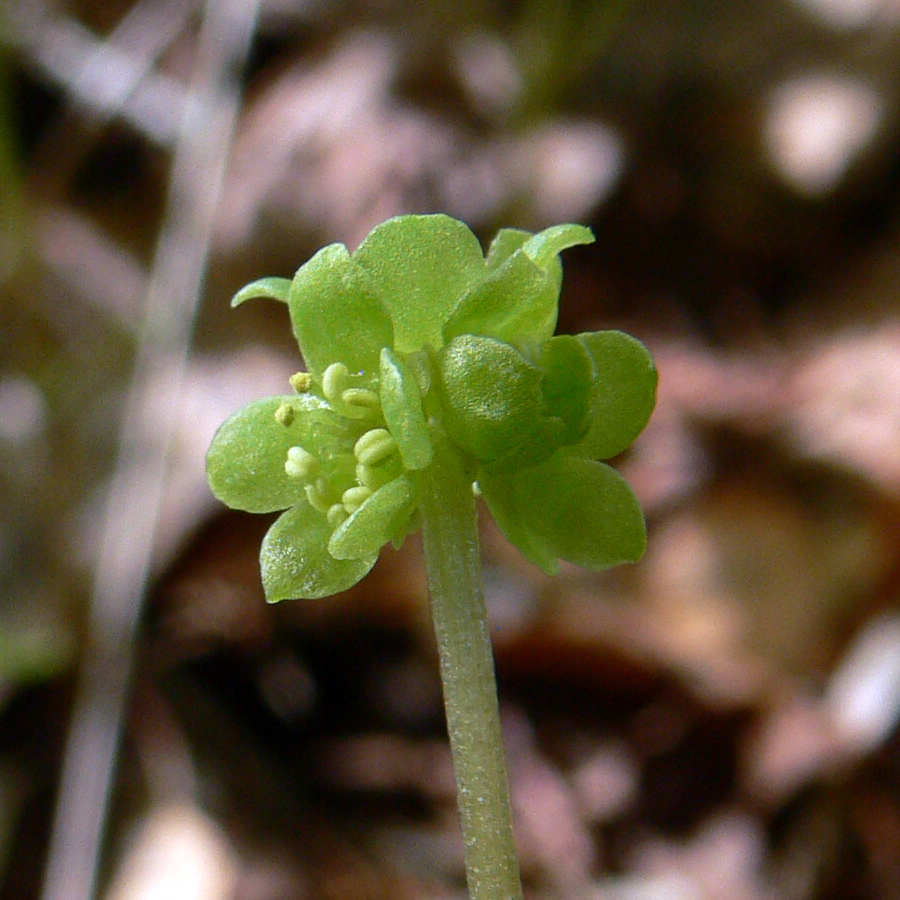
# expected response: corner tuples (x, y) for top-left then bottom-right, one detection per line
(207, 394), (332, 513)
(575, 331), (658, 460)
(230, 276), (292, 307)
(439, 334), (544, 463)
(289, 243), (393, 379)
(443, 250), (560, 345)
(521, 224), (595, 276)
(352, 214), (485, 353)
(480, 453), (647, 572)
(484, 228), (532, 270)
(477, 467), (558, 574)
(328, 475), (417, 560)
(537, 334), (594, 446)
(379, 348), (432, 470)
(261, 503), (377, 601)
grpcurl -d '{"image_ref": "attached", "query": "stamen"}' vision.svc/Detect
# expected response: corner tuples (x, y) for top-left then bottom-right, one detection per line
(356, 462), (381, 490)
(305, 477), (332, 513)
(290, 371), (313, 393)
(285, 446), (319, 480)
(340, 387), (380, 418)
(322, 362), (350, 403)
(274, 402), (294, 427)
(342, 485), (373, 513)
(353, 428), (396, 466)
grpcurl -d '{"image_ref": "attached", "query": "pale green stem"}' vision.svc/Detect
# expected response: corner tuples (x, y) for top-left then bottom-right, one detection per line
(419, 423), (524, 900)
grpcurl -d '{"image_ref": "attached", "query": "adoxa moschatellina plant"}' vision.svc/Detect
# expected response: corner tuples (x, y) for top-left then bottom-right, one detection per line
(207, 214), (656, 900)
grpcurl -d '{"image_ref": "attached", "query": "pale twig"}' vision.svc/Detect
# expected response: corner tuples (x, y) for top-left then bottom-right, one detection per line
(38, 0), (261, 898)
(5, 0), (192, 148)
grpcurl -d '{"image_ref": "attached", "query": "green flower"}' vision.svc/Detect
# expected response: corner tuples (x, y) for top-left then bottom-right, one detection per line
(206, 214), (656, 600)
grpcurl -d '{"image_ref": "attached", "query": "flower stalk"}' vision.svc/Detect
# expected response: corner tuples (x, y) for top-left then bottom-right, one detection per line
(420, 420), (523, 900)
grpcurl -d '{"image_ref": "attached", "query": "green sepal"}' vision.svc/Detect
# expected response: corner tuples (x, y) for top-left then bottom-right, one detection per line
(443, 249), (559, 345)
(261, 502), (377, 601)
(289, 243), (393, 380)
(379, 348), (432, 470)
(207, 394), (333, 513)
(438, 334), (543, 463)
(352, 214), (484, 353)
(522, 224), (594, 278)
(537, 334), (593, 446)
(328, 475), (417, 560)
(477, 467), (558, 574)
(575, 331), (658, 460)
(525, 454), (647, 568)
(230, 276), (292, 307)
(480, 453), (647, 572)
(445, 223), (594, 344)
(484, 228), (532, 270)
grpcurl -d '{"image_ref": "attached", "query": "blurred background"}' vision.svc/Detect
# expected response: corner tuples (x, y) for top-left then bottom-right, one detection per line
(4, 0), (900, 898)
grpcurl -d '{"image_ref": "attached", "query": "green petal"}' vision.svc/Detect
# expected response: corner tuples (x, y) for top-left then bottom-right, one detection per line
(230, 276), (292, 307)
(438, 334), (544, 463)
(379, 348), (432, 470)
(482, 454), (647, 572)
(289, 243), (393, 379)
(443, 249), (559, 345)
(207, 394), (334, 513)
(261, 502), (377, 601)
(328, 475), (417, 560)
(576, 331), (658, 460)
(352, 214), (484, 353)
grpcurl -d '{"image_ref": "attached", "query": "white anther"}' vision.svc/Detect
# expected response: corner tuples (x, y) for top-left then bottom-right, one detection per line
(356, 462), (381, 490)
(342, 485), (373, 513)
(341, 388), (380, 411)
(290, 371), (312, 393)
(353, 428), (396, 466)
(322, 362), (350, 402)
(285, 446), (319, 480)
(274, 402), (294, 427)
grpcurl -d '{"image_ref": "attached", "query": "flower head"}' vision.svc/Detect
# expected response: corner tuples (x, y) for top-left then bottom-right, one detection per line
(207, 215), (656, 600)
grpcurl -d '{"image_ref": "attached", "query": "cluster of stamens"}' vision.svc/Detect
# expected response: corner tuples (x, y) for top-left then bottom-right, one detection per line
(278, 362), (408, 536)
